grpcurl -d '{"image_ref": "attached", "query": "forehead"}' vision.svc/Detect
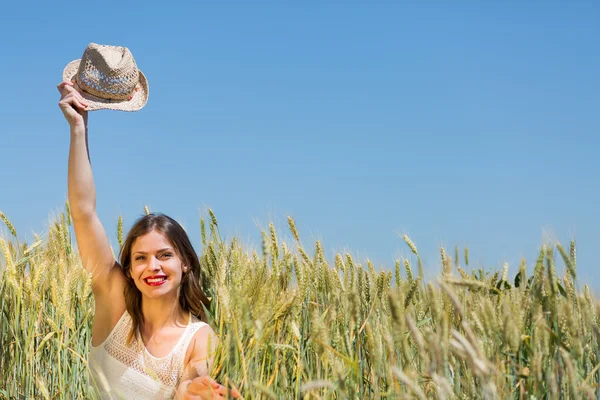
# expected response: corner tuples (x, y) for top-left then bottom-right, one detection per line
(131, 230), (173, 252)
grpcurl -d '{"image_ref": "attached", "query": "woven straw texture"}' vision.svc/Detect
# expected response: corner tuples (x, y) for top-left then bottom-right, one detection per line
(62, 43), (149, 112)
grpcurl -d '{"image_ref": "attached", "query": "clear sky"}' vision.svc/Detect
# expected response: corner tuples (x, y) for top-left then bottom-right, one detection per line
(1, 2), (598, 291)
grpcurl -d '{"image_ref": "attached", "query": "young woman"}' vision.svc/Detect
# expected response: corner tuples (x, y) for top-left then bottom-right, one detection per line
(57, 81), (240, 400)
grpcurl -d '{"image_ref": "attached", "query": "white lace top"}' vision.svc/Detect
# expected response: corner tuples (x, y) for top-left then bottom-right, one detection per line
(88, 310), (207, 400)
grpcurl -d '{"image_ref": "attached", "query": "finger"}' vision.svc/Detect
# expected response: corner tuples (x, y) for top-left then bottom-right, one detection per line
(213, 386), (228, 396)
(62, 84), (80, 97)
(222, 386), (242, 398)
(185, 386), (213, 396)
(229, 387), (242, 398)
(211, 385), (238, 398)
(57, 81), (74, 95)
(71, 90), (87, 104)
(57, 81), (73, 90)
(200, 376), (219, 388)
(71, 92), (88, 108)
(60, 95), (87, 111)
(62, 91), (83, 102)
(71, 96), (88, 111)
(202, 376), (218, 384)
(186, 380), (213, 394)
(59, 84), (87, 105)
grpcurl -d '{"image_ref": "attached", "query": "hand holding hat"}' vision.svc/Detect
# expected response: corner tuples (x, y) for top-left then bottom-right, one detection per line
(57, 80), (88, 129)
(61, 43), (149, 112)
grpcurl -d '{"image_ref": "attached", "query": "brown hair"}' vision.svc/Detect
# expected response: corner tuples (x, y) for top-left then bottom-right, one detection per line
(118, 213), (210, 345)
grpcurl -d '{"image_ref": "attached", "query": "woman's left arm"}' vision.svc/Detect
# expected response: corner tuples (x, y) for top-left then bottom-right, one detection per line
(174, 326), (241, 400)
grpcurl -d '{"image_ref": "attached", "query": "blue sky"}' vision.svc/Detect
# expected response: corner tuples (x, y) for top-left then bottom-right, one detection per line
(1, 2), (598, 291)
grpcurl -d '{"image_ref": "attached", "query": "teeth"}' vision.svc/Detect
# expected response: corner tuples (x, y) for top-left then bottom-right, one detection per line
(147, 277), (166, 283)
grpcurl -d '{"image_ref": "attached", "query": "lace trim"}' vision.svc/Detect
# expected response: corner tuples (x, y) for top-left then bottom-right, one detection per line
(99, 311), (206, 388)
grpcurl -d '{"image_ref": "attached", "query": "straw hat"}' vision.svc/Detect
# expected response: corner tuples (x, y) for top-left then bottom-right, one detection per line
(62, 43), (149, 112)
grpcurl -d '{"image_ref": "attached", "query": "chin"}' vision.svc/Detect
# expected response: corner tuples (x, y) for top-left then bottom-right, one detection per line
(142, 285), (180, 299)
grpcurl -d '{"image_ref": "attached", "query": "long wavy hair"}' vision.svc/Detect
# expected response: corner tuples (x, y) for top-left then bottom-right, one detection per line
(118, 213), (210, 345)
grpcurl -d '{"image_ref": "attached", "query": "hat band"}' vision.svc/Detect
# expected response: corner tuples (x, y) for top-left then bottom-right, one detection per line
(74, 79), (139, 103)
(75, 70), (139, 102)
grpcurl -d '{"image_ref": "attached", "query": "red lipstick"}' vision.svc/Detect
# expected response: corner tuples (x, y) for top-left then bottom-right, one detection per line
(144, 275), (167, 286)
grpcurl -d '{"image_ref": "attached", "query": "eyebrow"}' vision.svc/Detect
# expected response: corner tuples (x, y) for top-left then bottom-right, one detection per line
(132, 248), (173, 255)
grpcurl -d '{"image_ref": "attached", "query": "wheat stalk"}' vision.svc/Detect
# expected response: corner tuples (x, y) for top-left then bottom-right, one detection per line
(403, 234), (418, 256)
(0, 211), (17, 239)
(117, 216), (123, 248)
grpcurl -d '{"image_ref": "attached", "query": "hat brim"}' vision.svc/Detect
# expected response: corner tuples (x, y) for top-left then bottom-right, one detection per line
(62, 59), (149, 112)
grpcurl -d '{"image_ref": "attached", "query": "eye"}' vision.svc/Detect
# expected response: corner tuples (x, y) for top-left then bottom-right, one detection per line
(161, 252), (173, 259)
(135, 255), (145, 261)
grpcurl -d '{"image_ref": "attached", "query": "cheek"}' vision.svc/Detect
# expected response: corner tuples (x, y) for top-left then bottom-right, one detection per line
(172, 264), (184, 278)
(131, 264), (145, 278)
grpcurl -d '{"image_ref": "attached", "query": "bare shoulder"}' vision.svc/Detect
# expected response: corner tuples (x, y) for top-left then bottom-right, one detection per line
(182, 322), (220, 379)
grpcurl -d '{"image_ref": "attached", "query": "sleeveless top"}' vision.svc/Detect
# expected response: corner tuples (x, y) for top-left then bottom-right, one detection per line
(88, 310), (208, 400)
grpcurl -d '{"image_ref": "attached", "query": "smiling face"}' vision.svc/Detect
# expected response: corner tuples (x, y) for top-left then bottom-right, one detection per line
(130, 230), (187, 299)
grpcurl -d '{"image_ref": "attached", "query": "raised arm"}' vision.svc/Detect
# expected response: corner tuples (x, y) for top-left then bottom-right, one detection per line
(58, 81), (125, 300)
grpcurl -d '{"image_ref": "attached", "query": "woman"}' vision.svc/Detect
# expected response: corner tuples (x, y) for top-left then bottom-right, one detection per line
(58, 80), (240, 400)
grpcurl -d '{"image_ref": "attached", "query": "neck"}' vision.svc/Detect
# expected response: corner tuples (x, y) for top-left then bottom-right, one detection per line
(141, 294), (188, 332)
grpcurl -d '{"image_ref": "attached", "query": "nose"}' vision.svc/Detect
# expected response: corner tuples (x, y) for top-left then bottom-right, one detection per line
(148, 255), (161, 271)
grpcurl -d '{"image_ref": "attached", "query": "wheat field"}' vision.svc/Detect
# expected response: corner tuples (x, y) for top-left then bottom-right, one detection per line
(0, 206), (598, 399)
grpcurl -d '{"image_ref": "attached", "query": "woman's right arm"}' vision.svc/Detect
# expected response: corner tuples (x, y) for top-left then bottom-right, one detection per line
(58, 82), (126, 300)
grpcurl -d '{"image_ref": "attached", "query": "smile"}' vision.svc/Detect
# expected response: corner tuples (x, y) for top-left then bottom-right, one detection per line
(144, 276), (167, 286)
